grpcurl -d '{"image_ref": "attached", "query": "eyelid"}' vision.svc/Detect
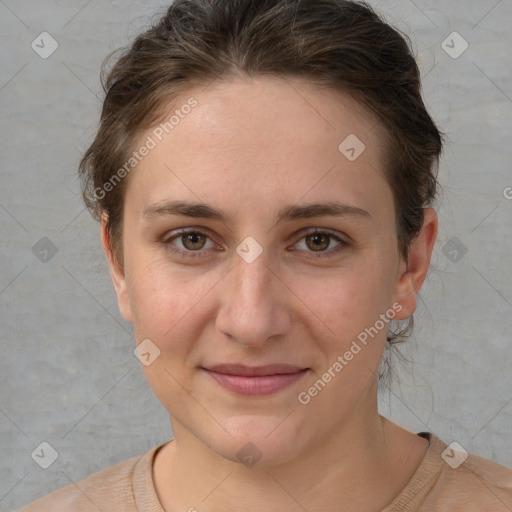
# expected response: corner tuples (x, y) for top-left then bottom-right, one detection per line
(294, 226), (349, 243)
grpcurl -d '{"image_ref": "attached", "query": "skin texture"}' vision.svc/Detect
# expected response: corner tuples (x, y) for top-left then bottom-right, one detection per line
(101, 76), (437, 511)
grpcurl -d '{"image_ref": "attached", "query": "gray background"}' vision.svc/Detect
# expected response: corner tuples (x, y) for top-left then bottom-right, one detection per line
(1, 0), (511, 509)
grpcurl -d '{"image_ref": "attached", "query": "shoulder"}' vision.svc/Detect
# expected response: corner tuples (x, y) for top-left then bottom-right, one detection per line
(419, 435), (512, 511)
(18, 445), (162, 512)
(441, 444), (512, 509)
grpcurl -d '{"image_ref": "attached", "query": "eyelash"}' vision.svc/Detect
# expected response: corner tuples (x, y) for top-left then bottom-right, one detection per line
(161, 228), (350, 259)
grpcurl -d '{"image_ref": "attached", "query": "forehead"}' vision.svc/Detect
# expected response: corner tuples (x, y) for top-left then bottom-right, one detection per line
(125, 76), (392, 220)
(168, 75), (382, 155)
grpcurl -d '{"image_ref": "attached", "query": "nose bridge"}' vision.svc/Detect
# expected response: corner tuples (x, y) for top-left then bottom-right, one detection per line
(234, 248), (273, 302)
(231, 232), (276, 302)
(232, 247), (276, 317)
(216, 244), (289, 345)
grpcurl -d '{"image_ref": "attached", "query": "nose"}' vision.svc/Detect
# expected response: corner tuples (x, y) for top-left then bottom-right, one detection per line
(215, 246), (292, 348)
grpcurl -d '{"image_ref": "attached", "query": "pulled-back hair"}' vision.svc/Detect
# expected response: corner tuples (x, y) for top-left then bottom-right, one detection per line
(79, 0), (443, 358)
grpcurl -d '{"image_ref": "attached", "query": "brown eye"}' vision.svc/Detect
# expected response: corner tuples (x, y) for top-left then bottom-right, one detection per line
(305, 233), (331, 252)
(162, 229), (217, 257)
(181, 232), (207, 250)
(293, 230), (348, 258)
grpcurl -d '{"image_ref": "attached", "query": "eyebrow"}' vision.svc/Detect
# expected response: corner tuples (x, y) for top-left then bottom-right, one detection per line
(143, 200), (370, 224)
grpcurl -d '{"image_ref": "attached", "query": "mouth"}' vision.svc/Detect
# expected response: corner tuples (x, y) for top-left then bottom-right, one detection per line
(200, 364), (310, 396)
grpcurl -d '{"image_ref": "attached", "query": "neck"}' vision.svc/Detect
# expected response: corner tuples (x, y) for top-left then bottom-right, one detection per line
(154, 384), (429, 512)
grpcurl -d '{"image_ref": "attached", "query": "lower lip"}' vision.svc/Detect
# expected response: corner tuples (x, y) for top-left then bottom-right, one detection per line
(202, 368), (309, 396)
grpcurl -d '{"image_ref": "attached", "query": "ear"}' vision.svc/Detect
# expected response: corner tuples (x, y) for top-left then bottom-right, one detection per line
(392, 208), (438, 320)
(100, 214), (133, 323)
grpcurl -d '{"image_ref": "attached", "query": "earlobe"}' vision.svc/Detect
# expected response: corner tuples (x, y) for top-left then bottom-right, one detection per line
(100, 215), (133, 323)
(392, 208), (438, 320)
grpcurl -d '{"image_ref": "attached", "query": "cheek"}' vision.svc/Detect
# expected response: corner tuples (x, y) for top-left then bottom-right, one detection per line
(126, 258), (218, 407)
(292, 259), (394, 342)
(126, 255), (220, 345)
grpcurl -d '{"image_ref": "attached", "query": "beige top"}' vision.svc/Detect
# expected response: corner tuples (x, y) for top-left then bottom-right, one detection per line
(19, 433), (512, 511)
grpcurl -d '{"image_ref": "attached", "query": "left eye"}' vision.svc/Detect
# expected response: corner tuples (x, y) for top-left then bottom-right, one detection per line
(294, 231), (344, 253)
(162, 229), (346, 257)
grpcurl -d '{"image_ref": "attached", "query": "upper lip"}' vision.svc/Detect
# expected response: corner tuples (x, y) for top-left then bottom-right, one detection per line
(203, 364), (308, 376)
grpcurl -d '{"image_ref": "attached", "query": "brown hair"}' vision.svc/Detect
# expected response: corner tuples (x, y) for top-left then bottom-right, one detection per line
(79, 0), (443, 363)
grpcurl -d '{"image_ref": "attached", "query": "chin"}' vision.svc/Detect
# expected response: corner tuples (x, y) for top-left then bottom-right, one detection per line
(205, 415), (307, 468)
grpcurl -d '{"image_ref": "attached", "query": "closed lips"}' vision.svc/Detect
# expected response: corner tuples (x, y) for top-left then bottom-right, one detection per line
(203, 364), (308, 376)
(201, 364), (310, 396)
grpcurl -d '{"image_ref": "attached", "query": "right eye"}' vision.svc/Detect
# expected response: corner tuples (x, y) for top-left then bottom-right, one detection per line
(161, 229), (219, 258)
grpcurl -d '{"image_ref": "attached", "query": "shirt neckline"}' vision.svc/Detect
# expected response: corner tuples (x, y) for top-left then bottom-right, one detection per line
(132, 432), (445, 512)
(133, 441), (169, 511)
(382, 432), (448, 511)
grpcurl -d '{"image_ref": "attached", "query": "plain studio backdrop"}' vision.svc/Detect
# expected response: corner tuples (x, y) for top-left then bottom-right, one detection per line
(0, 0), (511, 509)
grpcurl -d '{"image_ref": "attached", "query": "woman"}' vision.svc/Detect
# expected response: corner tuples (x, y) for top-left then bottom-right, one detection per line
(20, 0), (512, 510)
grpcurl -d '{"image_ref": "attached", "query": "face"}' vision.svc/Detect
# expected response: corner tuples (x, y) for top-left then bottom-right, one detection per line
(104, 76), (435, 466)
